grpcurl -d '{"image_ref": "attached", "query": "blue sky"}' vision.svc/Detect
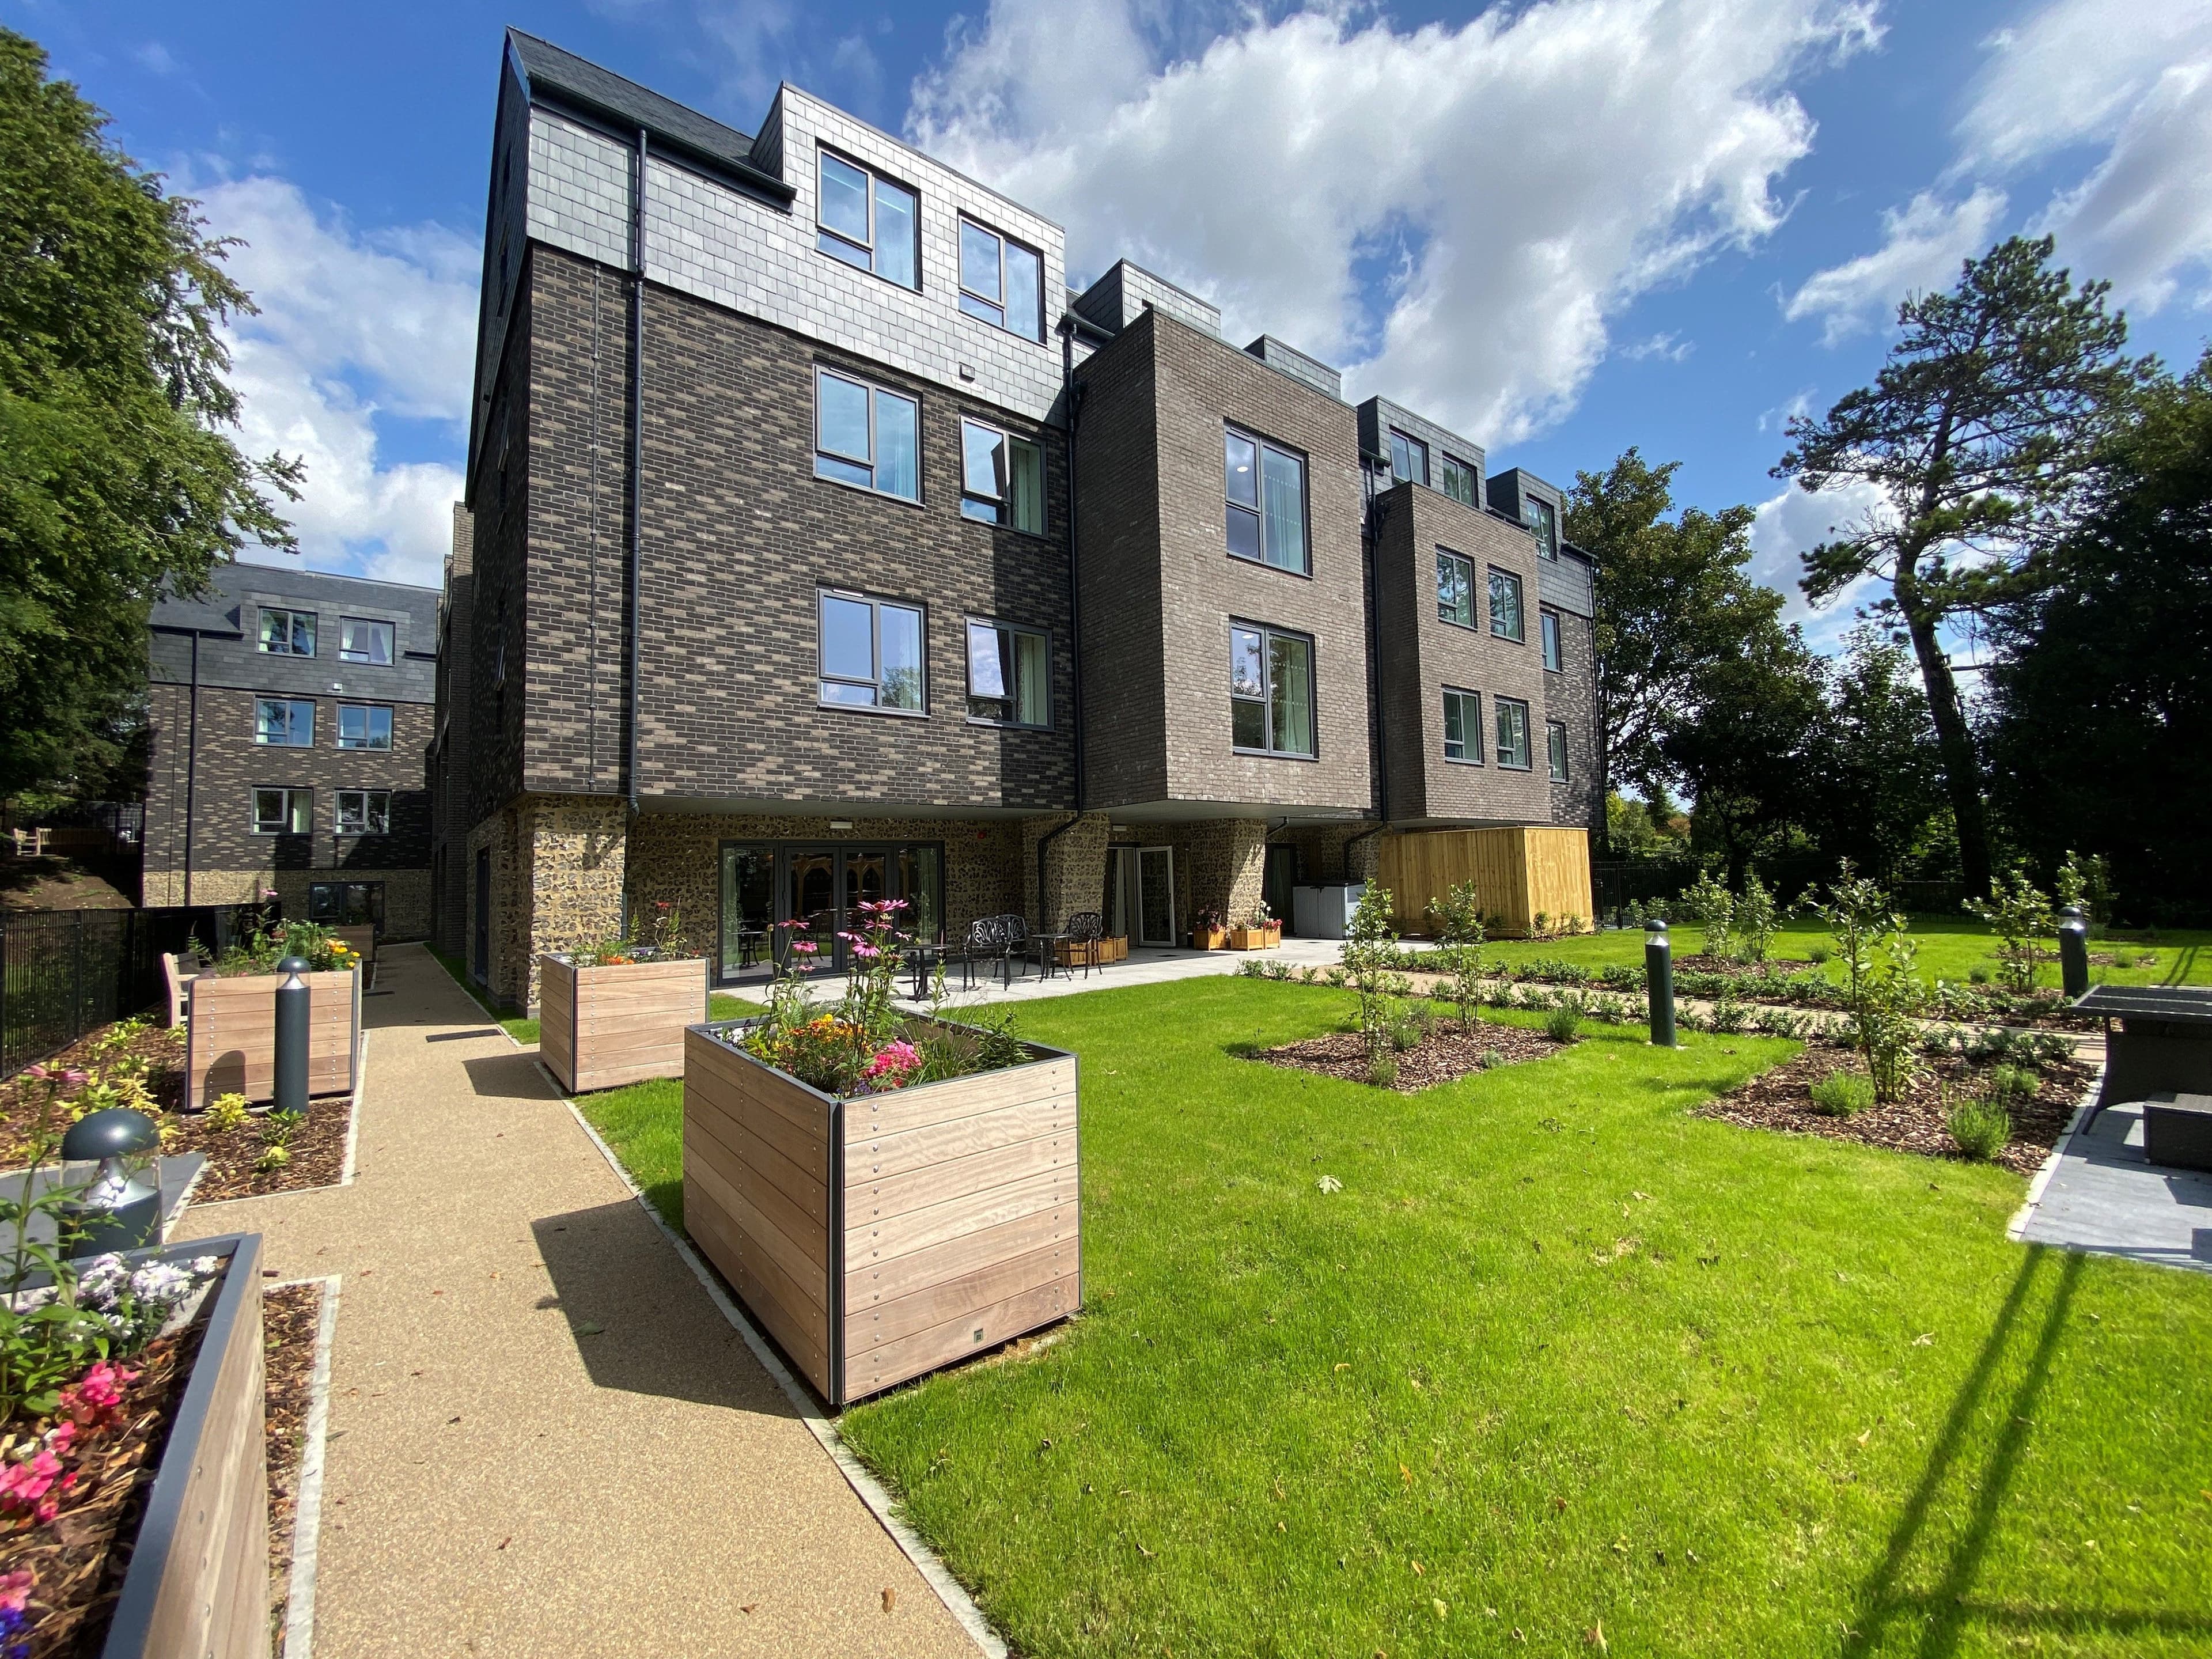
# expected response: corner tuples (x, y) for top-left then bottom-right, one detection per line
(13, 0), (2212, 653)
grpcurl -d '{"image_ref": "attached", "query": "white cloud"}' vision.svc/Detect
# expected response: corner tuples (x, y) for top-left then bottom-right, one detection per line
(1782, 187), (2008, 344)
(192, 177), (476, 588)
(1621, 331), (1694, 362)
(908, 0), (1881, 446)
(1956, 0), (2212, 310)
(1750, 476), (1889, 647)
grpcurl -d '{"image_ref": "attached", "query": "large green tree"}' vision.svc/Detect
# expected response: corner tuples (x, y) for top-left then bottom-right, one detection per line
(1660, 624), (1828, 887)
(0, 28), (298, 802)
(1563, 449), (1789, 853)
(1772, 236), (2149, 897)
(1984, 351), (2212, 922)
(1806, 624), (1952, 885)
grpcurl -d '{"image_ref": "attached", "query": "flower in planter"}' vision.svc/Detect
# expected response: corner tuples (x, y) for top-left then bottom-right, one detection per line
(0, 1446), (75, 1527)
(56, 1361), (136, 1430)
(863, 1041), (922, 1088)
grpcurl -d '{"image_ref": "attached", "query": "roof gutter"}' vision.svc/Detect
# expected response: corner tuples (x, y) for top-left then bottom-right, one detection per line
(1035, 320), (1089, 930)
(626, 126), (647, 817)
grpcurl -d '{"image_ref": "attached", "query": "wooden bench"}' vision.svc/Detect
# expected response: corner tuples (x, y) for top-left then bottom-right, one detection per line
(162, 952), (203, 1028)
(2143, 1092), (2212, 1172)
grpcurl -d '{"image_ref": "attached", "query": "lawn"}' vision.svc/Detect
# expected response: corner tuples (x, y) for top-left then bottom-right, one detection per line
(424, 945), (753, 1047)
(1473, 916), (2212, 990)
(812, 978), (2212, 1658)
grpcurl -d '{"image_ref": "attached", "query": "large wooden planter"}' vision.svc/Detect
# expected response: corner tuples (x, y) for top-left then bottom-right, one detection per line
(540, 955), (707, 1094)
(1229, 923), (1281, 950)
(99, 1232), (270, 1658)
(1191, 926), (1229, 951)
(185, 968), (359, 1112)
(683, 1018), (1080, 1408)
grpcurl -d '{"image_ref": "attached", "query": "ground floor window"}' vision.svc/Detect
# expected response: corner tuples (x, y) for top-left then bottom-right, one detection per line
(336, 789), (391, 835)
(717, 839), (945, 981)
(310, 880), (384, 931)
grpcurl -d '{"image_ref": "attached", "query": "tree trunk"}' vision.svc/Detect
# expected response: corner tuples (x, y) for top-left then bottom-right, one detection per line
(1897, 585), (1993, 897)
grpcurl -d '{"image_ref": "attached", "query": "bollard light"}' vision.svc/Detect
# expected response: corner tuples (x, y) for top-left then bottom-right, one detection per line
(58, 1107), (162, 1257)
(2058, 904), (2090, 1000)
(275, 953), (312, 1116)
(1646, 919), (1677, 1048)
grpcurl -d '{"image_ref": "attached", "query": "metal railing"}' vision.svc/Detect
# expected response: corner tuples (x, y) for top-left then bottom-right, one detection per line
(1592, 858), (1965, 929)
(1, 903), (269, 1078)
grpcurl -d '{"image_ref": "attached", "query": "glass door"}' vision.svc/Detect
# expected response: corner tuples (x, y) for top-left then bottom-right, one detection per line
(789, 849), (837, 968)
(1137, 847), (1175, 946)
(718, 845), (775, 979)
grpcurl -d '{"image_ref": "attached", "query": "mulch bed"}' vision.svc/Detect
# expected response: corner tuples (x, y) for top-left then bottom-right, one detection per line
(1699, 1044), (2093, 1176)
(0, 1313), (208, 1656)
(263, 1282), (323, 1641)
(1, 1017), (350, 1202)
(1251, 1016), (1569, 1092)
(1675, 954), (1820, 975)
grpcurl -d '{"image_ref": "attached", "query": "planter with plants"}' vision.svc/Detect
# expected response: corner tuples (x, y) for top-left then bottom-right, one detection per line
(682, 900), (1080, 1408)
(183, 923), (361, 1112)
(0, 1084), (269, 1653)
(1190, 910), (1229, 951)
(1228, 903), (1281, 952)
(540, 905), (707, 1094)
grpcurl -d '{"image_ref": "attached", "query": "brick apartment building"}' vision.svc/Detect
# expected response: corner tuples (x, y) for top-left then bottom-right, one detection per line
(438, 31), (1601, 1011)
(146, 563), (439, 936)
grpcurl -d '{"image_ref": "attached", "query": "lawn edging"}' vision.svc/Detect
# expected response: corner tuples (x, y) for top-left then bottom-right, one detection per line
(2006, 1060), (2108, 1243)
(544, 1063), (1009, 1659)
(274, 1274), (342, 1659)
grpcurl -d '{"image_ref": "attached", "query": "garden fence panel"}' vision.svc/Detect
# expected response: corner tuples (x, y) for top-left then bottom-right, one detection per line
(0, 903), (269, 1079)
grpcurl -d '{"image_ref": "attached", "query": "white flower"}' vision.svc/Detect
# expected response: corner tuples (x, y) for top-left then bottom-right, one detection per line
(1316, 1175), (1343, 1194)
(190, 1256), (222, 1276)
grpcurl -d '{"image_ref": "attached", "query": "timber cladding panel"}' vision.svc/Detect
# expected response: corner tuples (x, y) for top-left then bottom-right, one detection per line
(683, 1021), (1080, 1407)
(540, 954), (707, 1093)
(184, 969), (359, 1111)
(1377, 827), (1594, 937)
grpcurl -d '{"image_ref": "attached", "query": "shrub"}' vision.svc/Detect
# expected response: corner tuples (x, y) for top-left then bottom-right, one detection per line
(1342, 885), (1403, 1063)
(1968, 964), (1991, 985)
(1732, 873), (1779, 965)
(1709, 988), (1748, 1035)
(1987, 1064), (2038, 1105)
(1806, 942), (1831, 965)
(1426, 881), (1487, 946)
(1810, 1071), (1874, 1116)
(1480, 1049), (1508, 1070)
(1948, 1094), (2012, 1161)
(1237, 960), (1266, 978)
(1263, 960), (1293, 980)
(1819, 862), (1923, 1103)
(2054, 850), (2115, 935)
(1543, 1005), (1580, 1043)
(1389, 1021), (1421, 1052)
(1677, 871), (1736, 959)
(1965, 867), (2055, 993)
(1366, 1054), (1399, 1088)
(206, 1093), (250, 1132)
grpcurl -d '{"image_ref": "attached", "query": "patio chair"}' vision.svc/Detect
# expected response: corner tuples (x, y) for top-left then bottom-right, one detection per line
(989, 914), (1031, 986)
(945, 916), (1000, 991)
(1063, 911), (1105, 979)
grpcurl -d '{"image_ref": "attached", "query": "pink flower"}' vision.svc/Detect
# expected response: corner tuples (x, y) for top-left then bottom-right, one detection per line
(0, 1452), (75, 1524)
(790, 940), (819, 955)
(0, 1568), (30, 1616)
(58, 1361), (135, 1430)
(851, 943), (880, 960)
(43, 1423), (74, 1459)
(863, 1041), (921, 1088)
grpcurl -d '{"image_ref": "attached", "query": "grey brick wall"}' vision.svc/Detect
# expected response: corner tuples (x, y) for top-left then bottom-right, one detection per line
(430, 503), (476, 953)
(1074, 308), (1373, 816)
(1373, 480), (1554, 826)
(1546, 607), (1601, 832)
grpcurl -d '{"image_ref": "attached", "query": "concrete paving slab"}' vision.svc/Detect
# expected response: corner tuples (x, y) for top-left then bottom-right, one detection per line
(175, 942), (978, 1659)
(2016, 1098), (2212, 1274)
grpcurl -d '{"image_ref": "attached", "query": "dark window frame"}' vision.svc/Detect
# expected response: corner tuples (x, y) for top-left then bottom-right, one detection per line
(1388, 429), (1429, 487)
(335, 788), (392, 836)
(252, 786), (312, 836)
(1488, 566), (1527, 643)
(254, 697), (315, 748)
(1437, 548), (1478, 630)
(1223, 425), (1313, 578)
(1440, 453), (1479, 507)
(1540, 608), (1563, 672)
(813, 365), (922, 503)
(1442, 686), (1483, 765)
(335, 702), (394, 751)
(1547, 719), (1570, 782)
(956, 214), (1046, 343)
(338, 616), (396, 666)
(817, 587), (929, 717)
(257, 607), (316, 657)
(813, 145), (921, 290)
(1228, 618), (1319, 759)
(1524, 494), (1559, 560)
(963, 615), (1053, 729)
(1495, 696), (1533, 770)
(957, 416), (1047, 536)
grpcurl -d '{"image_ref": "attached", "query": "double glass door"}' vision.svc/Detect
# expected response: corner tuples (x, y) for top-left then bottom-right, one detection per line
(1109, 846), (1176, 948)
(718, 842), (944, 982)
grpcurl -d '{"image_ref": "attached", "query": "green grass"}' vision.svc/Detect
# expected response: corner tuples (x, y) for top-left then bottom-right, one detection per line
(1476, 916), (2212, 989)
(813, 978), (2212, 1658)
(422, 945), (757, 1047)
(573, 993), (761, 1224)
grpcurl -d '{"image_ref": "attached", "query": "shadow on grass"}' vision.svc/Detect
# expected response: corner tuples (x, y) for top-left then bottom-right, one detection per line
(1843, 1247), (2212, 1656)
(2160, 944), (2199, 987)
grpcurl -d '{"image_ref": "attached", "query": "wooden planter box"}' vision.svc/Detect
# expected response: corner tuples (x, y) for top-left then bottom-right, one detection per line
(1191, 927), (1229, 950)
(683, 1018), (1080, 1408)
(185, 968), (359, 1112)
(1229, 924), (1281, 950)
(1052, 935), (1129, 968)
(540, 954), (707, 1094)
(99, 1232), (270, 1658)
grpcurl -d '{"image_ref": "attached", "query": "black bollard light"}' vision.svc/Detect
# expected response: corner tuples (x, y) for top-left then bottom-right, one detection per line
(59, 1108), (162, 1256)
(1646, 919), (1677, 1048)
(274, 954), (312, 1116)
(2059, 904), (2090, 1000)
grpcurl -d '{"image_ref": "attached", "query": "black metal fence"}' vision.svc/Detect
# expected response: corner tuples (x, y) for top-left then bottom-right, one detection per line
(1592, 859), (1965, 930)
(0, 903), (269, 1079)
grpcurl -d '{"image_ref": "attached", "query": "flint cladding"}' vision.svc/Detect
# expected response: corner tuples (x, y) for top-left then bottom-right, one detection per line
(525, 89), (1068, 428)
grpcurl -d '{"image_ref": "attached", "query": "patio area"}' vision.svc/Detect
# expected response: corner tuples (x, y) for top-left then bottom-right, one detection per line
(887, 935), (1351, 1009)
(2015, 1094), (2212, 1274)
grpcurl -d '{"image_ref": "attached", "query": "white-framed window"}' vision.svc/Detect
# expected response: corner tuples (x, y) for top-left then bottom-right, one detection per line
(336, 703), (393, 751)
(1389, 429), (1429, 487)
(1229, 621), (1316, 757)
(815, 367), (920, 500)
(1442, 687), (1483, 763)
(1547, 720), (1570, 782)
(253, 787), (311, 835)
(1224, 428), (1309, 574)
(255, 698), (315, 747)
(1489, 567), (1525, 642)
(1440, 454), (1479, 507)
(1496, 697), (1533, 769)
(339, 616), (395, 665)
(1437, 549), (1476, 628)
(1541, 609), (1563, 672)
(815, 149), (918, 288)
(1524, 494), (1559, 559)
(819, 589), (926, 713)
(335, 789), (391, 836)
(258, 607), (315, 656)
(965, 619), (1050, 727)
(959, 419), (1045, 533)
(957, 217), (1044, 342)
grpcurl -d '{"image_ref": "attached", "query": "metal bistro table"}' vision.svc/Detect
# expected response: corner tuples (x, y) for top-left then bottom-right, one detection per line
(2074, 984), (2212, 1169)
